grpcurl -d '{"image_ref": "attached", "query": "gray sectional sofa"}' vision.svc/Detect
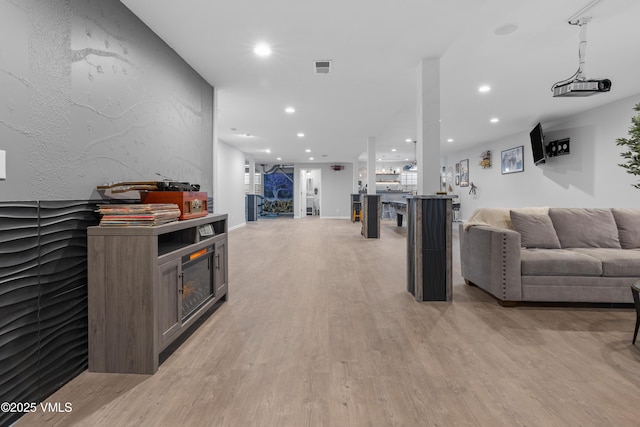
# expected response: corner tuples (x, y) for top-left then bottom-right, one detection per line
(459, 207), (640, 305)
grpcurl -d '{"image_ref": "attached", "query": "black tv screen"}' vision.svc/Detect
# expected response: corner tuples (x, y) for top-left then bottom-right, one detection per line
(530, 122), (546, 165)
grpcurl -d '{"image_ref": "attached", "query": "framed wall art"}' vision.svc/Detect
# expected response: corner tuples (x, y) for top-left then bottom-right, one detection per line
(501, 146), (524, 174)
(480, 150), (491, 168)
(459, 159), (469, 187)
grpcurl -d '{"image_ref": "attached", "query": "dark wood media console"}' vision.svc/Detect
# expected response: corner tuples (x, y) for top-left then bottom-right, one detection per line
(87, 214), (228, 374)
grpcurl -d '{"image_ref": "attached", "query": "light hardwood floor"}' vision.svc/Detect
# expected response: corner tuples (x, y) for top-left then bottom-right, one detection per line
(19, 218), (640, 426)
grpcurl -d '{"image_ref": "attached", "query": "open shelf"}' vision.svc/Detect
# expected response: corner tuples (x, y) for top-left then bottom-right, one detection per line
(158, 228), (197, 256)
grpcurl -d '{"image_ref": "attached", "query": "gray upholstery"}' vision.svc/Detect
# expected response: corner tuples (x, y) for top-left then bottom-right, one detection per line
(611, 208), (640, 249)
(459, 225), (522, 301)
(460, 207), (638, 304)
(510, 211), (561, 249)
(520, 249), (602, 276)
(549, 208), (621, 248)
(521, 276), (635, 303)
(570, 248), (640, 277)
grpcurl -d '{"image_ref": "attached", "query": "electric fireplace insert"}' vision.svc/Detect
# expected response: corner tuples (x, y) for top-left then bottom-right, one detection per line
(181, 245), (215, 320)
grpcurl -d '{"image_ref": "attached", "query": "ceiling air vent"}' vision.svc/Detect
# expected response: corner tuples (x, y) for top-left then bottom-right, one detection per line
(314, 60), (331, 74)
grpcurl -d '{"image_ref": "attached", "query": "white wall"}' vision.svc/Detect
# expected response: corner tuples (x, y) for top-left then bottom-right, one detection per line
(320, 163), (353, 218)
(215, 141), (246, 230)
(294, 163), (353, 219)
(444, 93), (640, 219)
(0, 0), (214, 201)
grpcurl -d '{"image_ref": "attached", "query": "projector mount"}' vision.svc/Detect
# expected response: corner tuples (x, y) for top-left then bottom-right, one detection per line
(550, 4), (611, 97)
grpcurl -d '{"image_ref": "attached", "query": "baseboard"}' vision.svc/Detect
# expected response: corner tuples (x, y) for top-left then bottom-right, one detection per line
(229, 222), (246, 231)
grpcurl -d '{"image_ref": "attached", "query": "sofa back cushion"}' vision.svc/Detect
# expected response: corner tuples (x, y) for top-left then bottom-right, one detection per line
(611, 208), (640, 249)
(465, 206), (549, 231)
(510, 211), (561, 249)
(549, 208), (621, 248)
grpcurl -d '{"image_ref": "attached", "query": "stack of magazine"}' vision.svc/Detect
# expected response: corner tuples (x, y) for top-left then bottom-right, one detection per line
(97, 204), (181, 226)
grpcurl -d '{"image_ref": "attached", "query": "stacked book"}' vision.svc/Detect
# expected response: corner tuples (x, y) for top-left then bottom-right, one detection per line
(97, 204), (181, 226)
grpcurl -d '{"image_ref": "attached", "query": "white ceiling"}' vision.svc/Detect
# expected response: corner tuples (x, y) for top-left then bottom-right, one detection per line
(120, 0), (640, 165)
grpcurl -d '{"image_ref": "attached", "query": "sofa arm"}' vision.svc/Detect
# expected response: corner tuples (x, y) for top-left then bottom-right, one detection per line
(459, 223), (522, 302)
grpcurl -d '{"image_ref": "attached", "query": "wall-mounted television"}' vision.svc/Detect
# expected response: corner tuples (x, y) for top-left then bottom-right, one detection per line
(529, 122), (546, 165)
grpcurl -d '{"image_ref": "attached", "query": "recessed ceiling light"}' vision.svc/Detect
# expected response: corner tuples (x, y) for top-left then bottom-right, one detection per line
(297, 132), (305, 137)
(305, 149), (311, 153)
(478, 85), (491, 93)
(405, 158), (409, 161)
(241, 133), (254, 138)
(447, 138), (454, 143)
(253, 42), (272, 57)
(276, 157), (282, 161)
(285, 107), (295, 114)
(391, 148), (397, 152)
(265, 149), (271, 153)
(405, 138), (412, 143)
(490, 118), (499, 123)
(309, 157), (314, 160)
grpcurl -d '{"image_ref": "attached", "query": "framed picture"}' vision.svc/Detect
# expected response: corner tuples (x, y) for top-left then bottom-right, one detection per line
(455, 175), (460, 186)
(480, 150), (491, 168)
(501, 146), (524, 174)
(455, 162), (460, 174)
(459, 159), (469, 187)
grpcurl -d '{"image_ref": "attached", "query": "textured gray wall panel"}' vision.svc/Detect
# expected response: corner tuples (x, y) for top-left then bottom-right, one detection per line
(0, 0), (214, 201)
(0, 200), (100, 426)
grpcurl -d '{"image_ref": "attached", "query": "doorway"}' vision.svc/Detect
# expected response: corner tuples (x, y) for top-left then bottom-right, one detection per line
(300, 169), (321, 217)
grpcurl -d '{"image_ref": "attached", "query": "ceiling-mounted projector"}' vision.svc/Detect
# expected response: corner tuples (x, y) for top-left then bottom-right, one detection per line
(551, 9), (611, 98)
(553, 78), (611, 97)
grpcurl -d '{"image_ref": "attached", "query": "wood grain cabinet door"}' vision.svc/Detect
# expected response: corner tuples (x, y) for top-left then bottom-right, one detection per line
(158, 258), (182, 349)
(214, 240), (227, 298)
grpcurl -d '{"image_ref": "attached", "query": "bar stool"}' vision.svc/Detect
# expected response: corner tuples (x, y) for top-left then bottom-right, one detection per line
(352, 201), (362, 222)
(632, 281), (640, 345)
(381, 202), (391, 219)
(452, 202), (461, 222)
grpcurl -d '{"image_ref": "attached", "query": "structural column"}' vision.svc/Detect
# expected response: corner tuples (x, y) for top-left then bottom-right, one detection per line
(351, 157), (361, 222)
(246, 157), (258, 221)
(352, 157), (360, 194)
(248, 157), (255, 193)
(366, 137), (376, 195)
(409, 59), (454, 301)
(212, 88), (219, 213)
(362, 137), (380, 238)
(416, 58), (441, 194)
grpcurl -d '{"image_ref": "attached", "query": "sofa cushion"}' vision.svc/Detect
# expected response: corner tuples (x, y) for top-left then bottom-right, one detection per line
(510, 211), (561, 249)
(611, 208), (640, 249)
(548, 208), (621, 249)
(465, 207), (549, 231)
(570, 248), (640, 277)
(520, 249), (602, 276)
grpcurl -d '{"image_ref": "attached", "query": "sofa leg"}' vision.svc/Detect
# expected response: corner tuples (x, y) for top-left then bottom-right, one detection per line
(497, 299), (517, 307)
(464, 279), (476, 286)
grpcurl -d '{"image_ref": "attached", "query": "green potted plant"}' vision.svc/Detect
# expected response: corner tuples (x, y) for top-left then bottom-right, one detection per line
(616, 102), (640, 189)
